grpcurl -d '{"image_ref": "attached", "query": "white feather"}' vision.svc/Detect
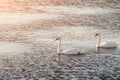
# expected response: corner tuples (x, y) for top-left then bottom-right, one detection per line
(95, 33), (118, 48)
(61, 48), (79, 54)
(99, 41), (118, 48)
(56, 37), (79, 55)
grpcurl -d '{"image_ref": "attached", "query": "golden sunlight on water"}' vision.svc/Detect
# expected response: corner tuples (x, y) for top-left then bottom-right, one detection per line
(0, 0), (120, 80)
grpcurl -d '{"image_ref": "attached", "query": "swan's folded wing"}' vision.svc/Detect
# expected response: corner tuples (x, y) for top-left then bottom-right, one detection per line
(100, 41), (118, 48)
(61, 48), (78, 54)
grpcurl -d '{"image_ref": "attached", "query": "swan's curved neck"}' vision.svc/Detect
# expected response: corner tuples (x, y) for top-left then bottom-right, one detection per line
(57, 39), (61, 54)
(97, 35), (101, 47)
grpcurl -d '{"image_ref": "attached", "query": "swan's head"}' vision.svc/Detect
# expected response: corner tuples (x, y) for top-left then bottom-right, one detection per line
(55, 37), (61, 41)
(95, 33), (100, 37)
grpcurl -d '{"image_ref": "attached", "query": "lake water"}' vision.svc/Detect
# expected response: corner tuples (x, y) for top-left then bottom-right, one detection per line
(0, 6), (120, 80)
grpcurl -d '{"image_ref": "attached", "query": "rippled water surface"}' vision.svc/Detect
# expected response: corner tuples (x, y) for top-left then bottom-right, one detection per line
(0, 5), (120, 80)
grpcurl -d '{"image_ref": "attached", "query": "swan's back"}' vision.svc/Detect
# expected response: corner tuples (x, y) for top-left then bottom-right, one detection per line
(99, 41), (118, 48)
(61, 48), (78, 54)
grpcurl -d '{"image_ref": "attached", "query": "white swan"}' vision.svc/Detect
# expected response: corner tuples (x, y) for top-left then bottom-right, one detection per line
(95, 33), (118, 48)
(55, 37), (80, 55)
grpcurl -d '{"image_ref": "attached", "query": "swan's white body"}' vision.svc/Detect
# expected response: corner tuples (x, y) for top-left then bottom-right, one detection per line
(97, 41), (118, 48)
(95, 33), (118, 48)
(61, 48), (79, 54)
(56, 37), (79, 55)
